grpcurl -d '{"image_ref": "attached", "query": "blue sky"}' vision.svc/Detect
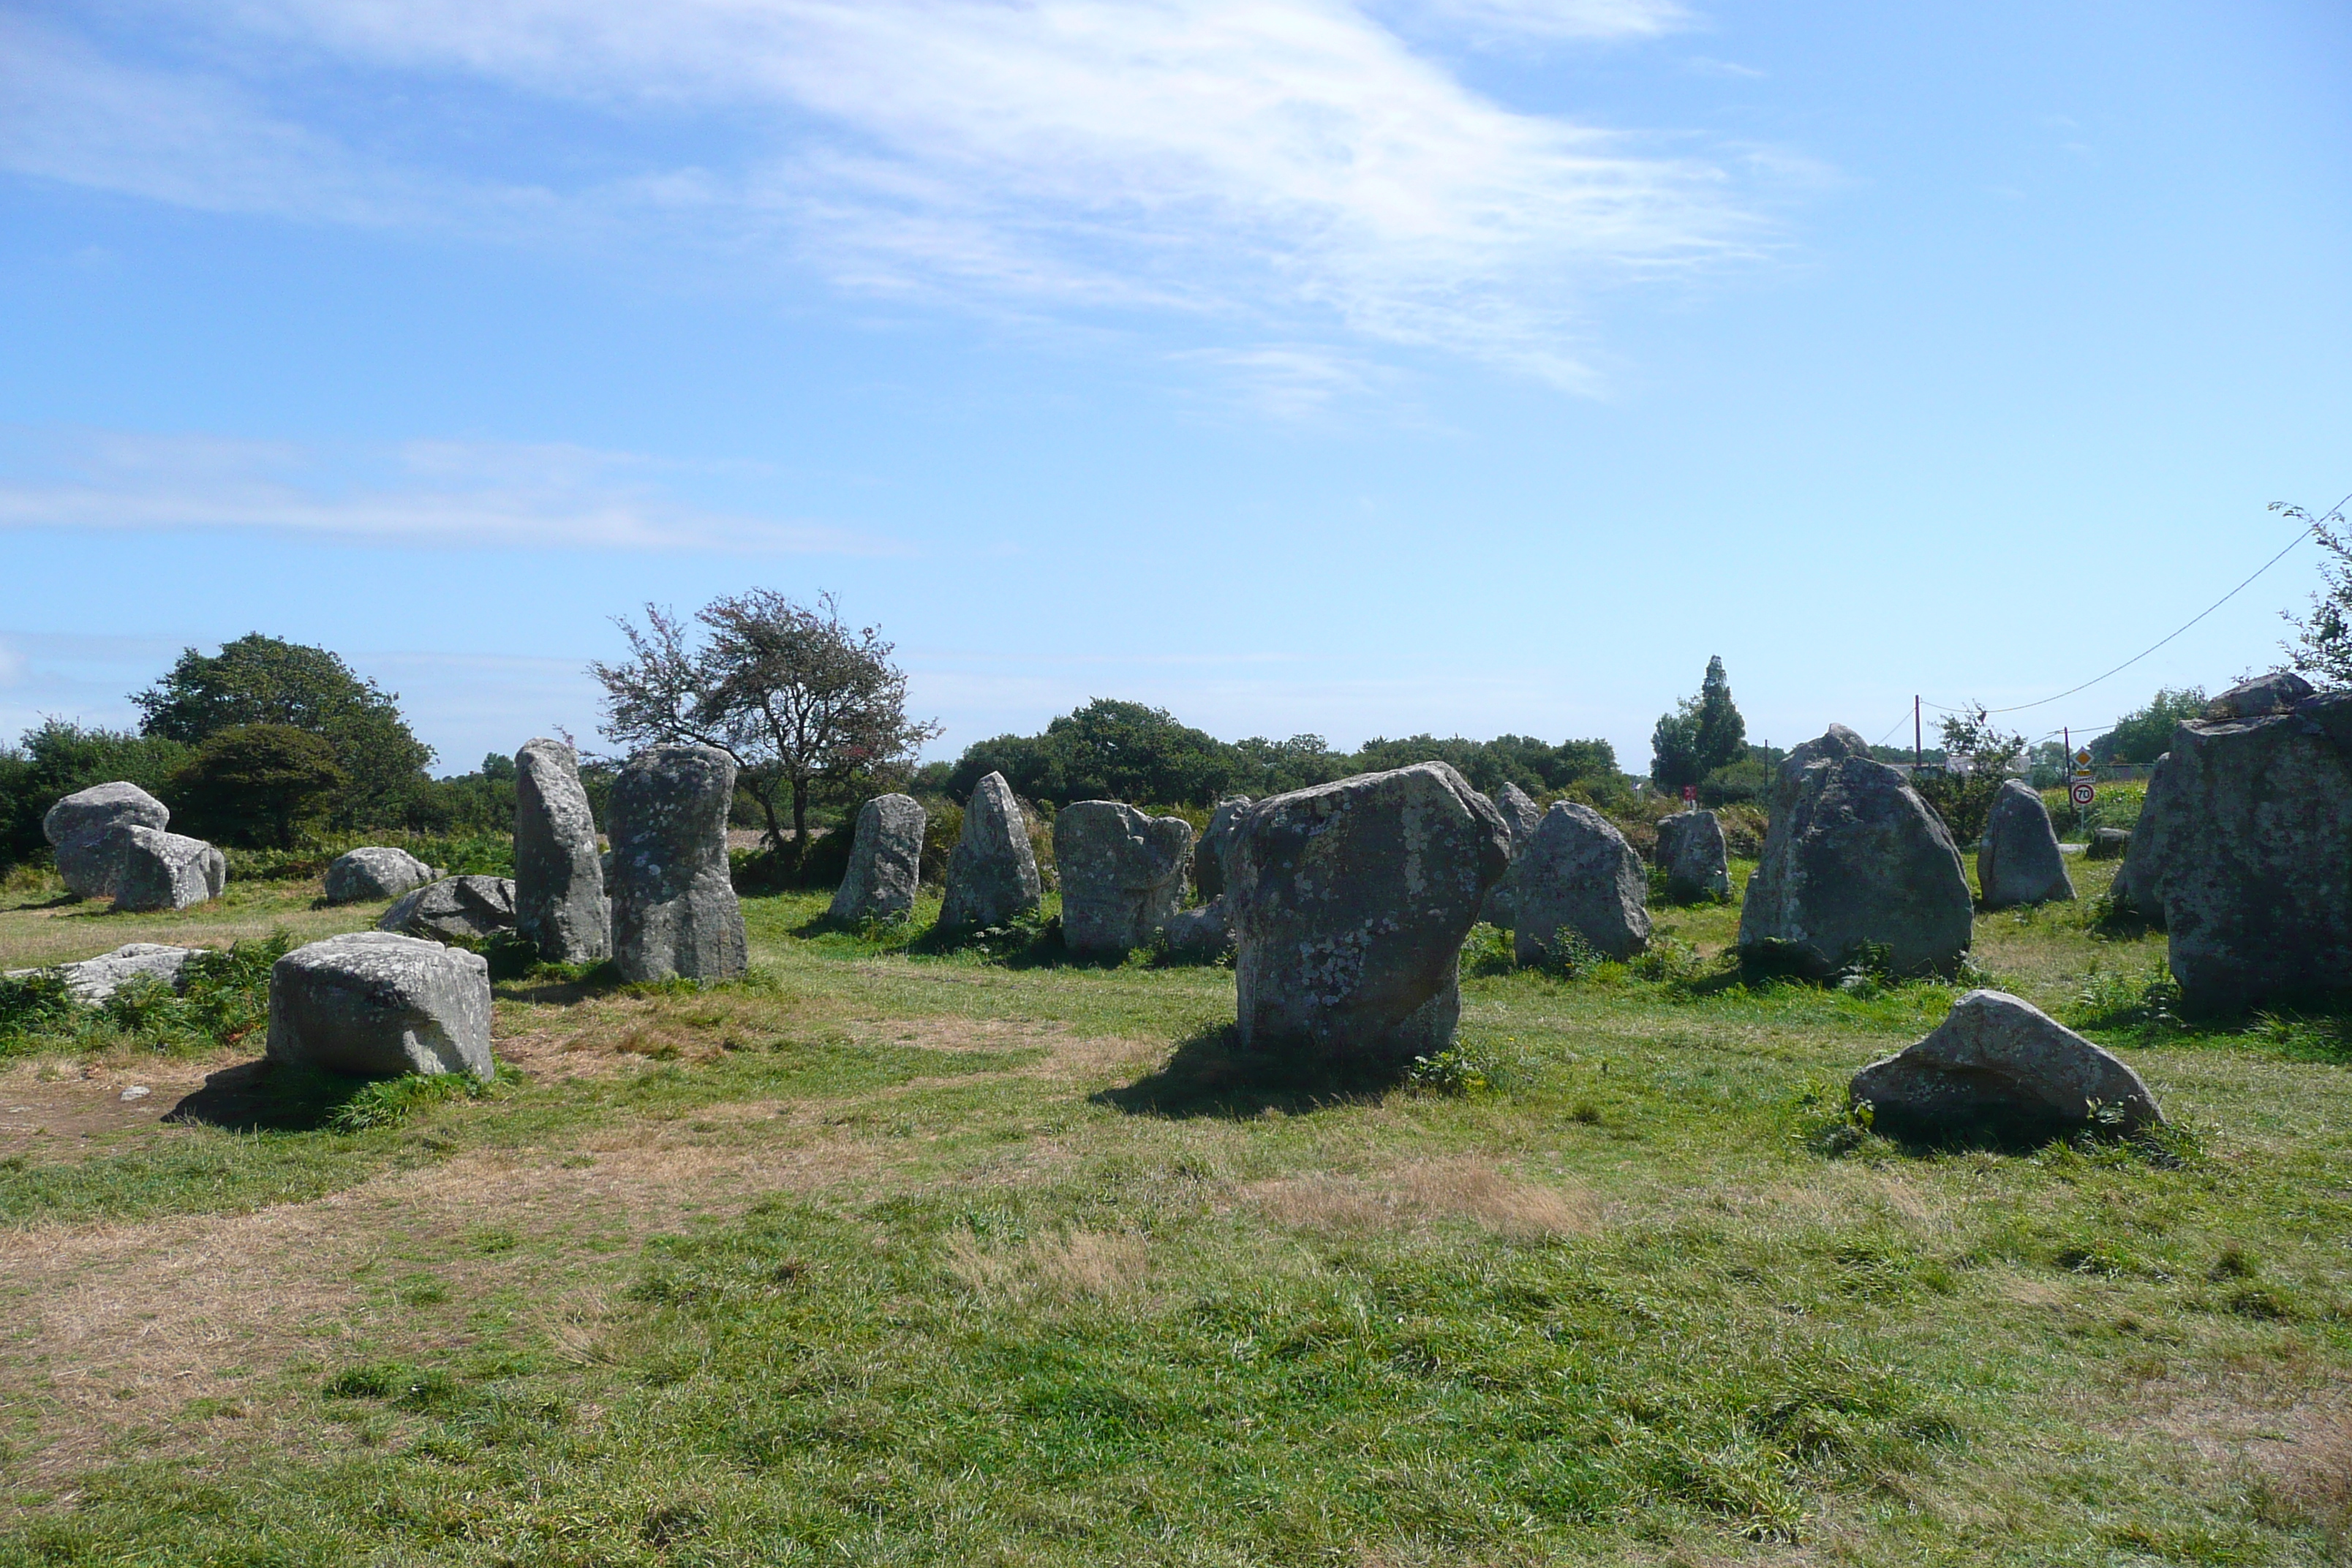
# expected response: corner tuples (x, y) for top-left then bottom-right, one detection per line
(2, 0), (2346, 774)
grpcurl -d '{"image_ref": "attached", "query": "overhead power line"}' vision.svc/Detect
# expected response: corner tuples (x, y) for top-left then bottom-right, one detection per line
(1972, 496), (2349, 717)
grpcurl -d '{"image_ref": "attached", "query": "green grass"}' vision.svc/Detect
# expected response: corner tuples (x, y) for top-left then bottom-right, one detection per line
(1, 873), (2348, 1564)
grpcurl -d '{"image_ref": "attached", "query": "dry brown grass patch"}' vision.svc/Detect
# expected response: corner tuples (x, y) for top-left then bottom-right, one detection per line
(1246, 1157), (1594, 1242)
(945, 1228), (1153, 1305)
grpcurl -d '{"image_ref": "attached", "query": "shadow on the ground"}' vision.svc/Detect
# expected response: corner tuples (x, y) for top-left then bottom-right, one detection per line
(162, 1060), (380, 1133)
(1093, 1022), (1406, 1120)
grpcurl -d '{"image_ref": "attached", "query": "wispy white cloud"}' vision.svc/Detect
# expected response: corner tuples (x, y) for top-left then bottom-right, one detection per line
(2, 0), (1780, 387)
(0, 429), (900, 554)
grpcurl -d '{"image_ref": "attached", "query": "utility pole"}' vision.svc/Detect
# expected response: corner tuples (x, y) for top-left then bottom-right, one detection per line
(1914, 696), (1922, 771)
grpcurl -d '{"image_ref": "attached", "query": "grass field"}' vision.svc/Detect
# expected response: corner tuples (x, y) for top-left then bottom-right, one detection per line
(1, 848), (2348, 1566)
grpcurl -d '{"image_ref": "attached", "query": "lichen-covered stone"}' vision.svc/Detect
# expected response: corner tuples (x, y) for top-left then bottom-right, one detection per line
(324, 847), (438, 905)
(829, 794), (927, 924)
(106, 826), (227, 912)
(44, 782), (170, 900)
(1161, 897), (1235, 961)
(1737, 725), (1972, 977)
(1228, 762), (1509, 1072)
(1514, 802), (1650, 964)
(379, 876), (518, 943)
(1977, 780), (2074, 909)
(1055, 801), (1193, 955)
(515, 738), (611, 963)
(1477, 782), (1546, 927)
(1852, 989), (2162, 1143)
(608, 744), (747, 983)
(4, 943), (209, 1003)
(266, 931), (493, 1079)
(938, 772), (1041, 931)
(1192, 796), (1254, 903)
(1656, 809), (1731, 901)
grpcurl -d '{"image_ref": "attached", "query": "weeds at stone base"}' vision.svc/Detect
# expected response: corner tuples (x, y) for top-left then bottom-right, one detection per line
(0, 930), (293, 1058)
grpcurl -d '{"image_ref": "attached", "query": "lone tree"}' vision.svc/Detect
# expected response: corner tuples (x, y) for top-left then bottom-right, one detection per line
(170, 724), (347, 848)
(2280, 497), (2352, 685)
(132, 633), (433, 829)
(592, 591), (940, 852)
(1649, 656), (1748, 792)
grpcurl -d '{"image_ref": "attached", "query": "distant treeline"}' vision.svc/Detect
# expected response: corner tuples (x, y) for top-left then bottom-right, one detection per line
(919, 699), (1631, 810)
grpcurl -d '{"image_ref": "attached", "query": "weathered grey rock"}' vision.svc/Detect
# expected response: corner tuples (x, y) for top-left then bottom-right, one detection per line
(1851, 988), (2163, 1142)
(4, 943), (210, 1004)
(1192, 796), (1254, 902)
(938, 772), (1042, 930)
(44, 782), (170, 900)
(2155, 691), (2352, 1010)
(608, 744), (747, 983)
(1054, 801), (1194, 955)
(106, 826), (227, 912)
(2204, 670), (2314, 720)
(2087, 827), (2132, 860)
(829, 794), (927, 924)
(514, 738), (611, 963)
(1161, 897), (1235, 961)
(1477, 782), (1547, 927)
(1656, 808), (1732, 901)
(1737, 724), (1972, 977)
(1514, 802), (1650, 965)
(1977, 780), (2075, 910)
(324, 847), (438, 905)
(265, 931), (493, 1079)
(1229, 762), (1509, 1071)
(2116, 750), (2186, 922)
(378, 875), (518, 943)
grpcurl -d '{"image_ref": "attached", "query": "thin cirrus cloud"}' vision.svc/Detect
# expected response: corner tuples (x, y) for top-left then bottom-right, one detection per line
(5, 0), (1775, 388)
(0, 429), (902, 554)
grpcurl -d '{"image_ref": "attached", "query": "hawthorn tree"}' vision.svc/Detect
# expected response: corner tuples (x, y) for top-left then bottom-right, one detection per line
(592, 591), (940, 852)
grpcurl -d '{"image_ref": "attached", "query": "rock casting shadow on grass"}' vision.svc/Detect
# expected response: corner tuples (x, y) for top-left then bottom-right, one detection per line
(1094, 1022), (1406, 1120)
(163, 1060), (393, 1134)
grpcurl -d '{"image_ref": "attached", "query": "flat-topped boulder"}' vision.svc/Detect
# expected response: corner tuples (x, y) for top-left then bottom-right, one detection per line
(829, 794), (927, 924)
(1978, 779), (2074, 909)
(2087, 827), (2131, 860)
(106, 826), (227, 912)
(514, 738), (611, 963)
(1656, 808), (1731, 901)
(325, 847), (438, 905)
(1478, 782), (1546, 927)
(1851, 989), (2163, 1143)
(608, 743), (747, 983)
(1055, 801), (1194, 955)
(1514, 802), (1650, 964)
(379, 875), (518, 943)
(1229, 762), (1509, 1072)
(44, 782), (170, 900)
(4, 943), (209, 1004)
(1161, 897), (1235, 961)
(938, 772), (1041, 931)
(2204, 670), (2313, 720)
(2157, 690), (2352, 1010)
(1738, 725), (1972, 977)
(266, 931), (494, 1079)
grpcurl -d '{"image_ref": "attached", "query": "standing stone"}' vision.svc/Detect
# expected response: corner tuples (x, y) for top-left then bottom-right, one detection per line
(514, 738), (611, 963)
(324, 847), (438, 905)
(1737, 725), (1972, 978)
(43, 782), (170, 900)
(266, 931), (494, 1079)
(379, 876), (518, 943)
(938, 772), (1042, 930)
(608, 744), (747, 984)
(105, 826), (227, 912)
(2155, 690), (2352, 1011)
(1514, 802), (1650, 965)
(2117, 751), (2185, 922)
(1054, 802), (1194, 955)
(1655, 809), (1732, 901)
(829, 794), (927, 923)
(1192, 796), (1254, 902)
(1977, 779), (2075, 910)
(1477, 782), (1547, 927)
(1851, 989), (2163, 1143)
(1228, 762), (1509, 1072)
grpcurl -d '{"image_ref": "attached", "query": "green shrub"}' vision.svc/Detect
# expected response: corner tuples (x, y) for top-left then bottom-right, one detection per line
(170, 724), (345, 849)
(1909, 769), (2007, 846)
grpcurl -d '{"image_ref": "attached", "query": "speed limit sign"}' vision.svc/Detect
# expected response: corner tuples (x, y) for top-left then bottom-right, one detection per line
(2070, 781), (2095, 807)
